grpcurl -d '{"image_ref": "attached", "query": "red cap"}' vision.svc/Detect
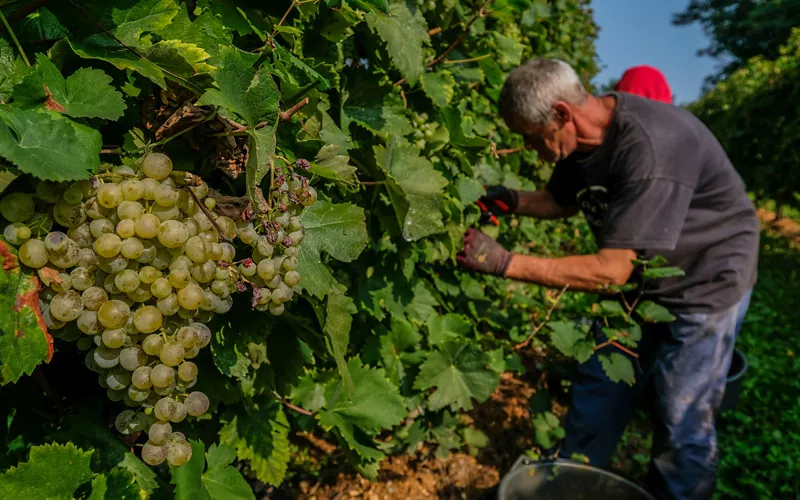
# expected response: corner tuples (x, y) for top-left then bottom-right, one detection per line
(614, 65), (673, 104)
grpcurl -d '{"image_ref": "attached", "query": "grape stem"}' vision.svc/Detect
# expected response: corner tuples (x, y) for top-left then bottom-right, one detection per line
(514, 284), (569, 350)
(182, 186), (234, 243)
(279, 97), (310, 122)
(273, 392), (314, 416)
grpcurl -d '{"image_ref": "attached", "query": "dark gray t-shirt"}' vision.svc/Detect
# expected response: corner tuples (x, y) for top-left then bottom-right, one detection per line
(546, 92), (759, 314)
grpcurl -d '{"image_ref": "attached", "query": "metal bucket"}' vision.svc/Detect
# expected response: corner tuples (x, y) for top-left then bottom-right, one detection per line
(498, 456), (657, 500)
(720, 348), (748, 413)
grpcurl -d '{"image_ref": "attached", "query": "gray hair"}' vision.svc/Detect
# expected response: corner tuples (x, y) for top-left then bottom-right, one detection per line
(498, 58), (588, 125)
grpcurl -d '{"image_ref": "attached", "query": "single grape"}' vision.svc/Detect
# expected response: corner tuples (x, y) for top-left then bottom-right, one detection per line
(191, 323), (212, 348)
(301, 186), (317, 206)
(50, 290), (84, 322)
(204, 197), (216, 209)
(159, 341), (185, 367)
(192, 210), (213, 232)
(167, 439), (192, 466)
(143, 334), (165, 356)
(107, 388), (125, 402)
(154, 380), (177, 396)
(177, 361), (198, 382)
(183, 218), (200, 238)
(150, 277), (172, 299)
(62, 186), (83, 204)
(116, 219), (137, 239)
(269, 303), (285, 316)
(177, 190), (198, 215)
(133, 214), (159, 240)
(176, 326), (198, 349)
(189, 181), (208, 199)
(257, 287), (272, 306)
(154, 183), (179, 207)
(98, 254), (129, 275)
(115, 269), (140, 293)
(119, 346), (147, 371)
(82, 286), (108, 311)
(156, 293), (180, 316)
(0, 192), (35, 222)
(89, 219), (112, 239)
(171, 402), (187, 423)
(177, 283), (204, 310)
(97, 183), (124, 208)
(140, 178), (160, 201)
(94, 346), (120, 369)
(76, 310), (102, 335)
(209, 242), (223, 261)
(284, 270), (301, 287)
(44, 231), (69, 253)
(142, 441), (167, 466)
(115, 410), (149, 435)
(154, 397), (178, 421)
(288, 230), (304, 245)
(98, 299), (131, 329)
(210, 280), (230, 298)
(120, 179), (144, 201)
(183, 345), (200, 360)
(95, 233), (122, 258)
(152, 203), (181, 222)
(191, 260), (216, 283)
(255, 236), (274, 258)
(142, 153), (173, 180)
(215, 216), (236, 240)
(120, 238), (144, 260)
(132, 305), (162, 333)
(256, 259), (277, 280)
(215, 295), (233, 314)
(168, 268), (191, 289)
(148, 421), (172, 446)
(48, 272), (72, 293)
(128, 385), (150, 403)
(199, 230), (218, 244)
(185, 391), (210, 416)
(240, 260), (257, 277)
(67, 224), (92, 249)
(101, 328), (126, 348)
(132, 366), (153, 390)
(289, 216), (303, 232)
(48, 241), (80, 268)
(54, 200), (87, 228)
(184, 235), (211, 263)
(138, 266), (161, 285)
(158, 220), (189, 248)
(18, 239), (48, 268)
(107, 370), (131, 390)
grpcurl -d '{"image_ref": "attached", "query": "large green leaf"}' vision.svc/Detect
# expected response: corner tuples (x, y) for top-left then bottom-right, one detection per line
(67, 39), (167, 88)
(365, 2), (429, 85)
(173, 441), (254, 500)
(310, 144), (358, 188)
(317, 358), (406, 460)
(245, 125), (278, 211)
(219, 400), (290, 487)
(374, 136), (448, 241)
(427, 313), (472, 345)
(87, 0), (180, 46)
(0, 108), (101, 181)
(548, 321), (595, 363)
(636, 301), (676, 323)
(342, 76), (413, 136)
(421, 70), (456, 107)
(599, 352), (635, 386)
(0, 240), (53, 385)
(154, 4), (233, 58)
(0, 39), (29, 104)
(413, 343), (500, 412)
(196, 46), (279, 128)
(297, 201), (369, 298)
(16, 55), (125, 119)
(0, 443), (93, 499)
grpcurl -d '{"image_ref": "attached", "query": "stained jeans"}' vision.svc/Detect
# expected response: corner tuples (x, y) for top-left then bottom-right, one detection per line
(561, 289), (752, 500)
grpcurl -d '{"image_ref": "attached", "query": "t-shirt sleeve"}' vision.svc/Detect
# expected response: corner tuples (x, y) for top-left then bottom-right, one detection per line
(600, 178), (695, 250)
(545, 163), (579, 209)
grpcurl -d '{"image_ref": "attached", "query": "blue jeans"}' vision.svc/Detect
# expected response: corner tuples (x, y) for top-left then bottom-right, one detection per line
(561, 289), (752, 500)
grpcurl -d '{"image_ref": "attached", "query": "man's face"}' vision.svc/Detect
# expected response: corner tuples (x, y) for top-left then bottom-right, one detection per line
(506, 107), (577, 163)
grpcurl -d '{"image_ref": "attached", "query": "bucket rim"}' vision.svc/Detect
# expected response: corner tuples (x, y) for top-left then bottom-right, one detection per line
(727, 348), (748, 382)
(498, 456), (657, 500)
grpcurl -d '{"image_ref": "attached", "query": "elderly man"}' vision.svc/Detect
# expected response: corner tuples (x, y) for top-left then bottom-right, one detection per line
(458, 58), (759, 500)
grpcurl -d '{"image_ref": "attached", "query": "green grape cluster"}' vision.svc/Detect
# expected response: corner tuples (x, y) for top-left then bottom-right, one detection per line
(0, 152), (315, 467)
(410, 112), (438, 150)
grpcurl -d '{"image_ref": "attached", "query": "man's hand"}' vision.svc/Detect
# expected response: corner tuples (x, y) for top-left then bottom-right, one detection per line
(477, 185), (519, 217)
(457, 228), (513, 276)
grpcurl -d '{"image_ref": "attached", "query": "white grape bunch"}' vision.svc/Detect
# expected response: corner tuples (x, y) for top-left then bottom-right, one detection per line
(0, 152), (316, 468)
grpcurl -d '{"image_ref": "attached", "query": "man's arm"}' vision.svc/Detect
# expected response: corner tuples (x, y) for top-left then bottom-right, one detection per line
(515, 188), (579, 219)
(503, 248), (637, 292)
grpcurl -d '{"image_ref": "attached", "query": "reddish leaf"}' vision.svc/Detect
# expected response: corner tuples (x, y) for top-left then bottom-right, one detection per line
(0, 240), (53, 385)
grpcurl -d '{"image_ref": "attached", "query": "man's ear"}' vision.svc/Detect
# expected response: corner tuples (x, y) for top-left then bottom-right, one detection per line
(552, 101), (573, 126)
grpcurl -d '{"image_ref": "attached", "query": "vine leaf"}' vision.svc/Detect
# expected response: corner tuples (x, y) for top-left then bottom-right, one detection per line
(599, 352), (635, 386)
(87, 468), (141, 500)
(427, 313), (472, 345)
(548, 321), (594, 363)
(219, 400), (290, 487)
(145, 40), (214, 78)
(310, 144), (358, 188)
(636, 301), (676, 323)
(154, 4), (233, 59)
(413, 343), (500, 412)
(0, 240), (53, 385)
(342, 75), (413, 137)
(325, 291), (357, 393)
(365, 2), (429, 85)
(0, 442), (93, 498)
(421, 70), (456, 107)
(441, 102), (491, 149)
(0, 108), (101, 181)
(197, 45), (279, 209)
(172, 441), (254, 500)
(0, 39), (29, 104)
(16, 55), (126, 120)
(317, 358), (406, 461)
(298, 201), (368, 299)
(374, 136), (448, 241)
(67, 39), (168, 88)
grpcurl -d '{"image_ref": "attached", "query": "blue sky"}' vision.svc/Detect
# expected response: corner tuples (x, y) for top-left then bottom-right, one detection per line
(590, 0), (726, 104)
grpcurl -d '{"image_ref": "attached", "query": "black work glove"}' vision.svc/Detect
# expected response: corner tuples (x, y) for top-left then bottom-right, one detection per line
(477, 185), (519, 218)
(457, 228), (513, 277)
